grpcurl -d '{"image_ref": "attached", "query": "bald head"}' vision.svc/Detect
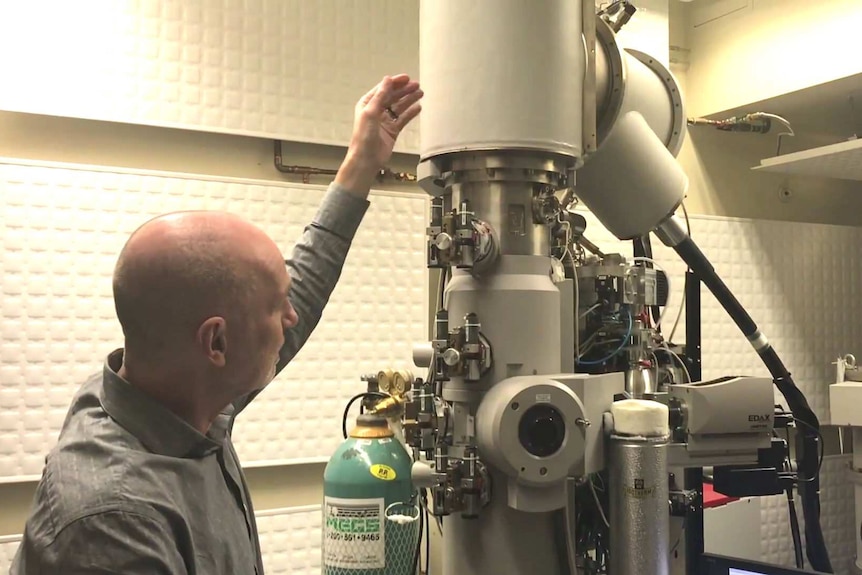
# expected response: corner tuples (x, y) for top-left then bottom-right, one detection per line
(113, 211), (284, 359)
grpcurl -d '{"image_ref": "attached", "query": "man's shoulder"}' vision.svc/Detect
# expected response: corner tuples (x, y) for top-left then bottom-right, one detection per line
(31, 374), (173, 537)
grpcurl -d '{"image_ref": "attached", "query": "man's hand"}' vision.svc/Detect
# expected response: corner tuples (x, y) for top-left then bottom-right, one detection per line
(335, 74), (423, 196)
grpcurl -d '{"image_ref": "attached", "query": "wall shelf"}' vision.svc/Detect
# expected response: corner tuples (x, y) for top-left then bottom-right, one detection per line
(752, 138), (862, 182)
(698, 72), (862, 183)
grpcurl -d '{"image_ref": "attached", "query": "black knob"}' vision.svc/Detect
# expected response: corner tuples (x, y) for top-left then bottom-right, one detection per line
(518, 405), (566, 458)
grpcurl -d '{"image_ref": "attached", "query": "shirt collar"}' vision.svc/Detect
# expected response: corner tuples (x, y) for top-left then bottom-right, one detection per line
(99, 349), (224, 458)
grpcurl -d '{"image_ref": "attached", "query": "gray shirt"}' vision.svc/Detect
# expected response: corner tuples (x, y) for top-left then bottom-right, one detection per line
(10, 182), (370, 575)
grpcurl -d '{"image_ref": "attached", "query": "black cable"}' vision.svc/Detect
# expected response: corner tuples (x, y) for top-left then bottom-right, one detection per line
(412, 493), (425, 575)
(787, 488), (804, 569)
(634, 235), (663, 331)
(793, 417), (825, 476)
(341, 392), (390, 439)
(670, 236), (832, 573)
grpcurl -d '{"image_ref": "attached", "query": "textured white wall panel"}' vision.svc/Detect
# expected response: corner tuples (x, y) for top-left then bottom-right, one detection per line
(0, 1), (420, 153)
(0, 159), (427, 479)
(0, 537), (21, 573)
(257, 506), (322, 575)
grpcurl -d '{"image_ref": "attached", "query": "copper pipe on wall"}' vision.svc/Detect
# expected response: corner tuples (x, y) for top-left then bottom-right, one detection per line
(273, 140), (417, 184)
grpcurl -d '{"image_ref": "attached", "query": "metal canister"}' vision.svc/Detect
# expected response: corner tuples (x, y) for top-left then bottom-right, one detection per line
(323, 413), (419, 575)
(608, 400), (670, 575)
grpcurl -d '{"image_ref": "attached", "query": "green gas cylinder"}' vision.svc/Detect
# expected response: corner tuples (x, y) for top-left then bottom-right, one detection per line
(323, 412), (420, 575)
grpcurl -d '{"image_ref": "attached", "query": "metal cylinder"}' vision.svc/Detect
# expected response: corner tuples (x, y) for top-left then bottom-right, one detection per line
(419, 0), (584, 161)
(443, 469), (563, 575)
(411, 342), (434, 370)
(443, 255), (562, 404)
(441, 152), (570, 257)
(609, 434), (670, 575)
(625, 366), (657, 398)
(323, 414), (418, 575)
(574, 110), (688, 240)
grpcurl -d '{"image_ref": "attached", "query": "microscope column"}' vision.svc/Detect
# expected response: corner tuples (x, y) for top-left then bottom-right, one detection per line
(419, 0), (585, 572)
(442, 255), (564, 575)
(609, 400), (670, 575)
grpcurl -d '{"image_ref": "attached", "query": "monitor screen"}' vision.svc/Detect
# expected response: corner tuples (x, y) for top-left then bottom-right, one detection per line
(701, 554), (822, 575)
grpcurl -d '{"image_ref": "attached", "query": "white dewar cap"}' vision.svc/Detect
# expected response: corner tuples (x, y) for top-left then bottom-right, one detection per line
(610, 399), (670, 437)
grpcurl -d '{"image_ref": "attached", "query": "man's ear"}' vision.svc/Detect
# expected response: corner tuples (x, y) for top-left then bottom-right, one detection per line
(198, 317), (227, 367)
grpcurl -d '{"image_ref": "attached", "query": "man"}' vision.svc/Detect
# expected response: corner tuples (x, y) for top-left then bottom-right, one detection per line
(10, 74), (423, 574)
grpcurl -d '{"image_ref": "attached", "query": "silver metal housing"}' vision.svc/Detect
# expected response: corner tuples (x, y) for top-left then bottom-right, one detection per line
(443, 152), (570, 256)
(669, 376), (775, 455)
(475, 372), (623, 511)
(444, 255), (564, 405)
(419, 0), (584, 161)
(574, 19), (690, 241)
(595, 17), (686, 155)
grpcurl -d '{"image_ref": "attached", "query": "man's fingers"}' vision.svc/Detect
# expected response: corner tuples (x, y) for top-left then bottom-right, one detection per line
(359, 81), (382, 106)
(387, 81), (421, 110)
(367, 76), (397, 112)
(365, 75), (419, 113)
(388, 74), (411, 87)
(359, 74), (406, 107)
(390, 89), (424, 117)
(393, 102), (422, 131)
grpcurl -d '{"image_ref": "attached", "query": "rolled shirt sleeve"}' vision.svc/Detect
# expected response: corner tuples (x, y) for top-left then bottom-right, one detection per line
(228, 181), (369, 415)
(277, 181), (370, 370)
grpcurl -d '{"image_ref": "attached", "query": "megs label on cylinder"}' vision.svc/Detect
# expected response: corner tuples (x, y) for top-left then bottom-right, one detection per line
(323, 497), (385, 569)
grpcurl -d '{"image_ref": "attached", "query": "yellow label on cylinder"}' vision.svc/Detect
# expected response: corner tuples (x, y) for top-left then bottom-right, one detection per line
(370, 464), (396, 481)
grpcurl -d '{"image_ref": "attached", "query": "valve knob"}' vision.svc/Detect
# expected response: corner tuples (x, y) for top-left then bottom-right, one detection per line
(442, 348), (461, 366)
(434, 232), (453, 250)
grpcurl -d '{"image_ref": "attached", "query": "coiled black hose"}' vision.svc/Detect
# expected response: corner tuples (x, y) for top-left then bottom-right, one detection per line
(671, 235), (832, 573)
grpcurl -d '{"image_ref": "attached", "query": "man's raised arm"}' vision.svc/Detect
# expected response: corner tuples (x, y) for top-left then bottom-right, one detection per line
(276, 74), (423, 371)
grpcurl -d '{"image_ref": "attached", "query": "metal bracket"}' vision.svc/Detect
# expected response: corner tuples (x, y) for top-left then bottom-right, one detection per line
(670, 488), (700, 516)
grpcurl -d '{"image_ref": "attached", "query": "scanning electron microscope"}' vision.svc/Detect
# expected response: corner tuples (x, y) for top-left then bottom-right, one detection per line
(349, 2), (831, 575)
